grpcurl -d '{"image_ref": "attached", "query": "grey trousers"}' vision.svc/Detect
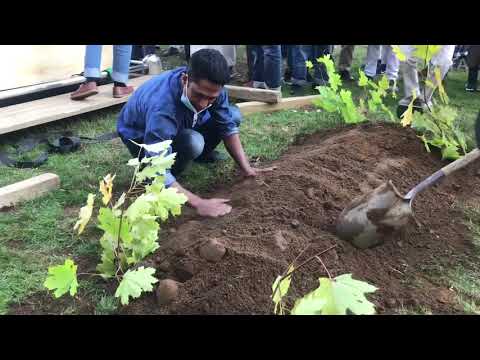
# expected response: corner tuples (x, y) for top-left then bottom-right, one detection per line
(399, 45), (455, 105)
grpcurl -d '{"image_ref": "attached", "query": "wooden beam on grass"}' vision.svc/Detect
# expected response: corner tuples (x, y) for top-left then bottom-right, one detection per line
(0, 173), (60, 209)
(237, 95), (318, 115)
(225, 85), (281, 104)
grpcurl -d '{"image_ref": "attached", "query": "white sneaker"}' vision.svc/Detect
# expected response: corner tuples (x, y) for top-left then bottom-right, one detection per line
(253, 81), (266, 89)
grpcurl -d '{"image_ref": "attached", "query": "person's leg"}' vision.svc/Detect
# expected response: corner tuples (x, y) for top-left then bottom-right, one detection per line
(71, 45), (102, 100)
(338, 45), (355, 71)
(112, 45), (134, 98)
(121, 136), (146, 159)
(252, 45), (266, 88)
(364, 45), (381, 78)
(84, 45), (103, 80)
(287, 45), (294, 71)
(312, 45), (330, 85)
(262, 45), (282, 90)
(196, 105), (242, 162)
(423, 45), (455, 103)
(246, 45), (255, 83)
(385, 45), (400, 81)
(131, 45), (144, 60)
(170, 129), (205, 176)
(384, 45), (400, 93)
(112, 45), (132, 85)
(466, 65), (479, 91)
(400, 52), (420, 105)
(290, 45), (309, 86)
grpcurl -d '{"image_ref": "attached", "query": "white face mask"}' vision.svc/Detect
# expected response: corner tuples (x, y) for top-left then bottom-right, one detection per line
(181, 78), (211, 127)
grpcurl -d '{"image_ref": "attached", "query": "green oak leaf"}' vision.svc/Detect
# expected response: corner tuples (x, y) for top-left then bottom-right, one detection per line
(291, 274), (377, 315)
(44, 259), (79, 298)
(115, 267), (159, 305)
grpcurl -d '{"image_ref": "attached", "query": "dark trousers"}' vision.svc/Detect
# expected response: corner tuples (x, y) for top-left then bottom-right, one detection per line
(251, 45), (282, 88)
(131, 45), (156, 60)
(121, 120), (223, 178)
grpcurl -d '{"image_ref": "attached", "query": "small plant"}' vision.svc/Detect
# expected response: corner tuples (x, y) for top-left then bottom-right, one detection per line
(271, 245), (378, 315)
(309, 54), (394, 124)
(44, 140), (188, 305)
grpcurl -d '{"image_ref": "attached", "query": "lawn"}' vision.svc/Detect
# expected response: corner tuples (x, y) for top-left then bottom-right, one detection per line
(0, 45), (479, 314)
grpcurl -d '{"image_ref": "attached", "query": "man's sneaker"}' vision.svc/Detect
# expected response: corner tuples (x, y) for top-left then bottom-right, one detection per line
(195, 150), (227, 163)
(466, 84), (478, 92)
(113, 85), (135, 98)
(339, 70), (354, 82)
(396, 97), (429, 118)
(253, 81), (266, 89)
(71, 81), (98, 101)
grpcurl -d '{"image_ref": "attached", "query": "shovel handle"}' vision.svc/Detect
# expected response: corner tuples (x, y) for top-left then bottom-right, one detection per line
(405, 148), (480, 201)
(442, 148), (480, 175)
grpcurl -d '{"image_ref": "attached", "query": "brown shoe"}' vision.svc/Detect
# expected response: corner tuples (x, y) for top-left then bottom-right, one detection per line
(71, 81), (98, 100)
(113, 85), (134, 98)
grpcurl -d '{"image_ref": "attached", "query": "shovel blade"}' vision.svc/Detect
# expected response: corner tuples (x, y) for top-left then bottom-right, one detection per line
(336, 181), (413, 249)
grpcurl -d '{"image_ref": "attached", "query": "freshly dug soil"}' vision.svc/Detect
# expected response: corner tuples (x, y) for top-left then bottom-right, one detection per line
(9, 122), (480, 315)
(118, 122), (480, 315)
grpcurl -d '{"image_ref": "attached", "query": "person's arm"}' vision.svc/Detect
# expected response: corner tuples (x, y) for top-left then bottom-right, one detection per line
(170, 181), (232, 217)
(213, 93), (275, 177)
(223, 133), (255, 177)
(145, 107), (232, 218)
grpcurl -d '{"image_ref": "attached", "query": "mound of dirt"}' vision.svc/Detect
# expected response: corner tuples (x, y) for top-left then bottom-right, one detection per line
(116, 122), (480, 315)
(11, 123), (478, 315)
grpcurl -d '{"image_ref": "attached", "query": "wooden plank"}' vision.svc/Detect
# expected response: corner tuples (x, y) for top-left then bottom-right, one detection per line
(0, 75), (153, 135)
(0, 173), (60, 209)
(237, 95), (318, 115)
(225, 85), (281, 104)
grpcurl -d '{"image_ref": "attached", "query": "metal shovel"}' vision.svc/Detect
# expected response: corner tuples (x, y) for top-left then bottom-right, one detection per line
(336, 147), (480, 249)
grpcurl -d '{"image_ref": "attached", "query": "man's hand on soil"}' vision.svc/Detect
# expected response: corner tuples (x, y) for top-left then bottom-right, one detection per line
(241, 166), (277, 178)
(194, 198), (232, 218)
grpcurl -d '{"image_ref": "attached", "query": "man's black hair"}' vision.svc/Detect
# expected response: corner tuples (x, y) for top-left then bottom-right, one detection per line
(187, 48), (230, 86)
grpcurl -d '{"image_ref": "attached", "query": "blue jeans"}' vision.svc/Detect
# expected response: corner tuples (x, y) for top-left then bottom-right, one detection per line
(84, 45), (132, 84)
(251, 45), (282, 88)
(291, 45), (330, 86)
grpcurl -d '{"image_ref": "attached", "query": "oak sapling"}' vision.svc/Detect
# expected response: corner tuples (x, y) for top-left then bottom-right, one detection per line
(44, 140), (187, 306)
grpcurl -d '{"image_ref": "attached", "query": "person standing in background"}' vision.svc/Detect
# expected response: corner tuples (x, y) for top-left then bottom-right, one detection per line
(363, 45), (400, 92)
(250, 45), (282, 91)
(397, 45), (455, 114)
(71, 45), (134, 100)
(337, 45), (355, 81)
(466, 45), (480, 92)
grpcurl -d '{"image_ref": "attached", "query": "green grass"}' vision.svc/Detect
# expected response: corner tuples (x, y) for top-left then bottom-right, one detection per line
(444, 204), (480, 314)
(1, 45), (479, 314)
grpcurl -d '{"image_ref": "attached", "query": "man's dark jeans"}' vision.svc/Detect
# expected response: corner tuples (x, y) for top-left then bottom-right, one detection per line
(121, 119), (225, 178)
